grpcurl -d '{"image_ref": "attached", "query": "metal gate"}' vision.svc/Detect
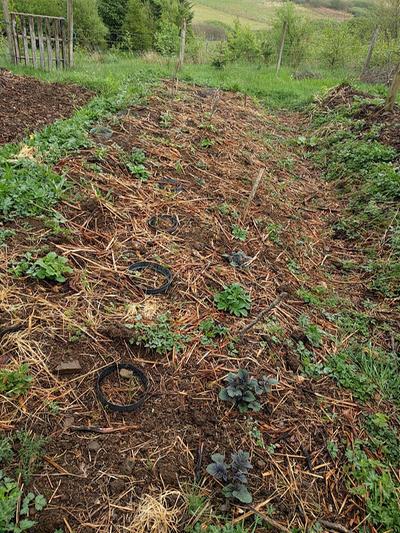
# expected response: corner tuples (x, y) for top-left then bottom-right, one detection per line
(2, 0), (74, 69)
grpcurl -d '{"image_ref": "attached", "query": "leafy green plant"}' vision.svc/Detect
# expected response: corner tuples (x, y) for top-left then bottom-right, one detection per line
(0, 365), (32, 398)
(0, 229), (15, 246)
(11, 252), (73, 283)
(298, 314), (324, 347)
(345, 442), (400, 531)
(0, 438), (14, 464)
(199, 138), (215, 149)
(363, 413), (400, 468)
(217, 202), (239, 219)
(130, 314), (188, 355)
(124, 148), (149, 181)
(198, 318), (228, 346)
(327, 440), (338, 460)
(0, 470), (46, 533)
(214, 284), (251, 317)
(160, 111), (173, 128)
(0, 159), (66, 220)
(266, 223), (282, 245)
(15, 431), (46, 484)
(231, 225), (248, 242)
(219, 369), (277, 413)
(207, 450), (253, 504)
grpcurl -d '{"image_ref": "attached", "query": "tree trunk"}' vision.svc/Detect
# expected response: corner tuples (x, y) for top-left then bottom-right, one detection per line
(276, 21), (288, 75)
(2, 0), (16, 64)
(176, 19), (187, 72)
(385, 61), (400, 112)
(362, 26), (379, 77)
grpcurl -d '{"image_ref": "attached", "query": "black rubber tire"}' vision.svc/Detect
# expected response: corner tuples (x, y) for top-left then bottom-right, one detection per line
(96, 362), (148, 413)
(128, 261), (173, 294)
(147, 214), (179, 234)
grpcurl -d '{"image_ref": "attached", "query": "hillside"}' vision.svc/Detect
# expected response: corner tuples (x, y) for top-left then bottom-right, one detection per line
(193, 0), (352, 29)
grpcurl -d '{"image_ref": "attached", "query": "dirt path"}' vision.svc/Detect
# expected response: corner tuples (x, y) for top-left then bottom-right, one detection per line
(0, 70), (93, 145)
(0, 82), (394, 532)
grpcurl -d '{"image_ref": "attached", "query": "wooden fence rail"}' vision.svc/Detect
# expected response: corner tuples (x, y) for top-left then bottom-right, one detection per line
(2, 0), (73, 70)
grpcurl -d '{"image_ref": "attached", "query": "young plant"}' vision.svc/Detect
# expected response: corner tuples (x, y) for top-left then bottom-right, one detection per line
(207, 450), (253, 504)
(199, 318), (228, 346)
(214, 284), (251, 317)
(200, 138), (215, 149)
(125, 148), (149, 181)
(130, 314), (188, 355)
(231, 225), (248, 242)
(11, 252), (73, 283)
(0, 364), (32, 397)
(219, 369), (276, 413)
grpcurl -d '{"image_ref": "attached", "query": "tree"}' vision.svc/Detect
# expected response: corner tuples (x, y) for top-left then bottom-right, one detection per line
(121, 0), (154, 51)
(98, 0), (128, 45)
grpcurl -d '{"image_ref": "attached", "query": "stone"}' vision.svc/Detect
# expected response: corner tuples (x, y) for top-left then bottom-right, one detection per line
(88, 440), (101, 453)
(119, 368), (134, 380)
(56, 360), (82, 375)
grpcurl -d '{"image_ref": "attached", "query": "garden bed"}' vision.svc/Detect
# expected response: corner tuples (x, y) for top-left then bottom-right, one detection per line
(0, 70), (93, 145)
(0, 80), (398, 532)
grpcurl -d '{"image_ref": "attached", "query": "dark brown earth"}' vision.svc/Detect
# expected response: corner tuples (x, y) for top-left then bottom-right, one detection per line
(0, 81), (398, 532)
(0, 70), (93, 145)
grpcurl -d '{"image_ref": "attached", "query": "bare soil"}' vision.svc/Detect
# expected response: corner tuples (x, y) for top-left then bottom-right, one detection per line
(0, 70), (93, 145)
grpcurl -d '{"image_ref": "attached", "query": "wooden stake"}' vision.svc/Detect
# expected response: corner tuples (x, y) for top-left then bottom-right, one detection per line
(2, 0), (15, 63)
(28, 16), (38, 68)
(67, 0), (74, 67)
(241, 168), (265, 224)
(362, 26), (379, 77)
(176, 18), (187, 73)
(276, 20), (288, 74)
(238, 292), (288, 340)
(385, 60), (400, 112)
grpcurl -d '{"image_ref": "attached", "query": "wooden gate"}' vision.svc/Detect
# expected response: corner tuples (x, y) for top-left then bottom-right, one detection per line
(2, 0), (74, 69)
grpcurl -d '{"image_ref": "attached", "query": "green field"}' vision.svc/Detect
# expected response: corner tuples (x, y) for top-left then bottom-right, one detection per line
(193, 0), (351, 29)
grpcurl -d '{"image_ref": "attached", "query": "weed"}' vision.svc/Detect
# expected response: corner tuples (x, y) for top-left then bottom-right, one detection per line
(199, 138), (215, 149)
(214, 284), (251, 317)
(327, 440), (339, 460)
(11, 252), (73, 283)
(219, 369), (277, 413)
(198, 318), (228, 346)
(262, 317), (285, 344)
(0, 364), (32, 397)
(287, 259), (302, 276)
(0, 470), (46, 532)
(0, 438), (13, 464)
(15, 431), (46, 484)
(0, 228), (15, 246)
(231, 225), (248, 242)
(217, 202), (239, 219)
(124, 148), (150, 181)
(266, 223), (282, 245)
(363, 413), (400, 468)
(345, 442), (400, 531)
(160, 111), (173, 128)
(207, 450), (253, 504)
(298, 314), (325, 347)
(0, 158), (66, 220)
(130, 314), (188, 355)
(248, 420), (265, 448)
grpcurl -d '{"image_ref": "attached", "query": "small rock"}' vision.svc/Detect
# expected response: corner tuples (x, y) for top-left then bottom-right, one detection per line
(64, 416), (75, 429)
(257, 459), (266, 469)
(121, 458), (135, 476)
(56, 360), (82, 376)
(88, 440), (101, 453)
(90, 126), (113, 141)
(109, 479), (125, 495)
(120, 368), (134, 380)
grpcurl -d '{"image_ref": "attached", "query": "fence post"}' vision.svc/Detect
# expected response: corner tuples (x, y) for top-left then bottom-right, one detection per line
(362, 26), (379, 77)
(276, 20), (288, 75)
(385, 61), (400, 112)
(67, 0), (74, 67)
(2, 0), (16, 63)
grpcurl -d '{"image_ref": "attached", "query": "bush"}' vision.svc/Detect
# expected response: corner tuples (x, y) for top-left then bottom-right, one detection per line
(121, 0), (154, 51)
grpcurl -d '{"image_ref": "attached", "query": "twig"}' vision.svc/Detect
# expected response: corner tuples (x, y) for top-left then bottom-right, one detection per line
(319, 520), (352, 533)
(69, 425), (138, 434)
(241, 168), (265, 224)
(234, 505), (290, 533)
(238, 292), (288, 339)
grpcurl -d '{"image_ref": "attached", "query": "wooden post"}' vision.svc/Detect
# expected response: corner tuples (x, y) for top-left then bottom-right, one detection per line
(276, 20), (288, 75)
(362, 27), (379, 77)
(21, 15), (30, 65)
(67, 0), (74, 67)
(2, 0), (16, 63)
(45, 17), (53, 69)
(10, 13), (20, 63)
(176, 18), (187, 72)
(385, 61), (400, 112)
(54, 18), (61, 68)
(28, 16), (38, 68)
(37, 17), (45, 69)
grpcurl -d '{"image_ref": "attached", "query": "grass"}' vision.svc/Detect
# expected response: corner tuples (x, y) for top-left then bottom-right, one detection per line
(192, 0), (351, 29)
